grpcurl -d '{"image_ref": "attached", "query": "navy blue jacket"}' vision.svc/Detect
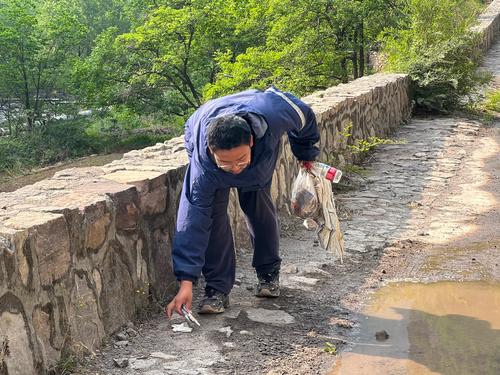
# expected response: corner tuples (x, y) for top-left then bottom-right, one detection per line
(173, 87), (320, 281)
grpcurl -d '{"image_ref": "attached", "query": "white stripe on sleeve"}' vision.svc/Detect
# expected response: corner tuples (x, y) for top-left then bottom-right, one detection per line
(267, 87), (306, 129)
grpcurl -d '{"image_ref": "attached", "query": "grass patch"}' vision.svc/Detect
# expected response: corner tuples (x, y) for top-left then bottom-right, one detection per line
(462, 88), (500, 125)
(483, 90), (500, 112)
(348, 137), (407, 154)
(48, 355), (79, 375)
(323, 342), (337, 355)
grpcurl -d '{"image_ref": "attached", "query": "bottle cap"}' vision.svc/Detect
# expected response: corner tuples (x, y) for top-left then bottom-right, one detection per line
(332, 169), (342, 183)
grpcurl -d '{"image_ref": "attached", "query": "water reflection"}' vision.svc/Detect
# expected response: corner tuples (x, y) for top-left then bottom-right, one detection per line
(329, 282), (500, 375)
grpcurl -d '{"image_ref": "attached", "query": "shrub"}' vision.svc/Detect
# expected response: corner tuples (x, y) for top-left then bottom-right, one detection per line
(381, 0), (486, 112)
(0, 119), (98, 173)
(407, 34), (487, 111)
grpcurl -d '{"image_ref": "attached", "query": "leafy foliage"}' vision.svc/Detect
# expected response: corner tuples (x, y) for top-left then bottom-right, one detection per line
(74, 0), (267, 117)
(0, 0), (491, 174)
(381, 0), (486, 112)
(408, 36), (488, 111)
(0, 0), (87, 131)
(324, 341), (337, 355)
(349, 136), (407, 154)
(206, 0), (406, 98)
(0, 115), (173, 174)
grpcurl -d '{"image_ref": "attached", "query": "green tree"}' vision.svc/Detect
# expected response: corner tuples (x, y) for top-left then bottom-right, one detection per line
(0, 0), (86, 132)
(382, 0), (483, 72)
(75, 0), (267, 118)
(205, 0), (406, 99)
(381, 0), (485, 111)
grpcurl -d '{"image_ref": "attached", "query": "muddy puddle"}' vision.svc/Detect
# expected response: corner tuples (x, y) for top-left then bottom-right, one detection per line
(329, 281), (500, 375)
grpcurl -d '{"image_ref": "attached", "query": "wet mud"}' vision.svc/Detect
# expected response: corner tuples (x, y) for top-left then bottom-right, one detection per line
(330, 281), (500, 375)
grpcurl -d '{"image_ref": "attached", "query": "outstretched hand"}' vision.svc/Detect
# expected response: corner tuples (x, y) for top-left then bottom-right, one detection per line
(165, 280), (193, 319)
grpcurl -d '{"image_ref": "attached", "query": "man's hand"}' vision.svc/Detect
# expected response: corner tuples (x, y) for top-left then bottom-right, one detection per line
(300, 160), (314, 170)
(165, 280), (193, 319)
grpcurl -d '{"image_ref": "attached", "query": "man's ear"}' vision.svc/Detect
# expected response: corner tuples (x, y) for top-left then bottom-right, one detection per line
(249, 135), (254, 148)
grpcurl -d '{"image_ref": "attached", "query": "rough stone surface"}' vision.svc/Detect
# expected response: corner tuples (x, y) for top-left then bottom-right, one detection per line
(0, 311), (36, 375)
(130, 358), (158, 370)
(473, 0), (500, 52)
(113, 358), (129, 368)
(246, 308), (296, 325)
(150, 352), (177, 361)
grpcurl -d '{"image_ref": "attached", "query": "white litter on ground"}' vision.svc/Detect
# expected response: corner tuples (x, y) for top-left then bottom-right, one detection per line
(171, 322), (193, 333)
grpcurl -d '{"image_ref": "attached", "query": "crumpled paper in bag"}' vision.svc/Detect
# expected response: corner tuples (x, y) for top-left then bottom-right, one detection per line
(312, 175), (345, 263)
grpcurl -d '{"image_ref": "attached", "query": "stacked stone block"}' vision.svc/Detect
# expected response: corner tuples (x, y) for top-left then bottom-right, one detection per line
(473, 0), (500, 52)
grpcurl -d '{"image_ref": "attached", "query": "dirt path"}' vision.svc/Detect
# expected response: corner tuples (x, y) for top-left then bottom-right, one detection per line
(76, 116), (499, 375)
(77, 118), (499, 375)
(77, 47), (500, 375)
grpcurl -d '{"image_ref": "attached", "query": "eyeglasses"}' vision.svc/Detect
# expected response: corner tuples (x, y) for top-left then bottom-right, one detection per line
(214, 150), (251, 172)
(217, 160), (250, 172)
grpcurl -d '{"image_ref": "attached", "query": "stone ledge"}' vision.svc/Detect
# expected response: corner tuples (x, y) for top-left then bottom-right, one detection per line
(473, 0), (500, 51)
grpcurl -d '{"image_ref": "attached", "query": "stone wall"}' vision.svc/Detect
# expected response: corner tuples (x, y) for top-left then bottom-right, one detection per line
(473, 0), (500, 52)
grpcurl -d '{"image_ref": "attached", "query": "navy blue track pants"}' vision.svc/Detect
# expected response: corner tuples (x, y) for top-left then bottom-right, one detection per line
(202, 185), (281, 294)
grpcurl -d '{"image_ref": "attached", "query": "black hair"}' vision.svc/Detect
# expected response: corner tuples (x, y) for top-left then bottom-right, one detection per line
(206, 114), (251, 150)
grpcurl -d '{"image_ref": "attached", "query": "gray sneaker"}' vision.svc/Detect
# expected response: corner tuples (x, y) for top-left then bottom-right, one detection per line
(198, 288), (229, 314)
(255, 270), (280, 298)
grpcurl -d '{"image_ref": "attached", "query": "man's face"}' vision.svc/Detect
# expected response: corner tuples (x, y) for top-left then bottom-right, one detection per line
(211, 137), (253, 175)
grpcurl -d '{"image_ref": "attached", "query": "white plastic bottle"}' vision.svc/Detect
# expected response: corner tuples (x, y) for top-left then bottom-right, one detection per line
(310, 162), (343, 183)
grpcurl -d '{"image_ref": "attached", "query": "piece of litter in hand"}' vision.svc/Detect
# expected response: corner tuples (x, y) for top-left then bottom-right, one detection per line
(172, 322), (193, 333)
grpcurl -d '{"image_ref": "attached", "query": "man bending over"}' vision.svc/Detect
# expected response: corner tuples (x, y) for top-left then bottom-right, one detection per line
(166, 87), (319, 317)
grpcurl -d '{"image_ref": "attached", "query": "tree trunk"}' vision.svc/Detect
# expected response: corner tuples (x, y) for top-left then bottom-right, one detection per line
(33, 62), (43, 129)
(7, 103), (13, 136)
(340, 58), (348, 83)
(352, 51), (359, 79)
(22, 73), (32, 132)
(20, 48), (33, 132)
(359, 22), (365, 77)
(352, 27), (359, 79)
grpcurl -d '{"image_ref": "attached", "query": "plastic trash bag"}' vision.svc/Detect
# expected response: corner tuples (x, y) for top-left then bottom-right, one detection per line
(291, 166), (345, 263)
(291, 168), (319, 218)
